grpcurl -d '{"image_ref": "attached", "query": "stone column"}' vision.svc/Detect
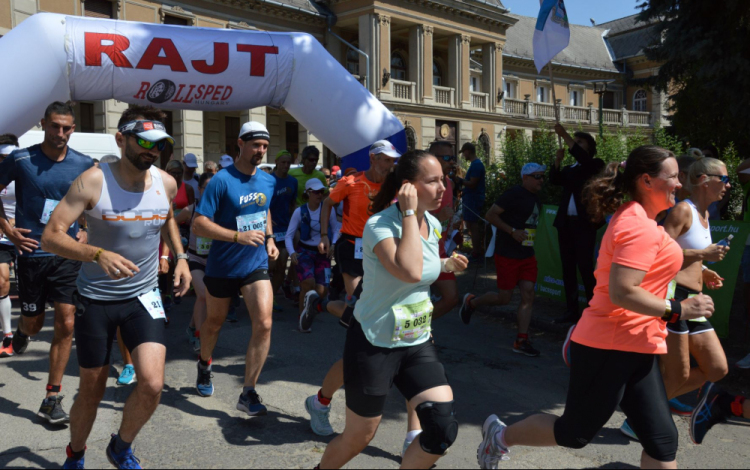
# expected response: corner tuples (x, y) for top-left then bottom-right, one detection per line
(358, 13), (390, 96)
(482, 42), (505, 113)
(409, 25), (434, 105)
(449, 34), (471, 108)
(173, 110), (203, 163)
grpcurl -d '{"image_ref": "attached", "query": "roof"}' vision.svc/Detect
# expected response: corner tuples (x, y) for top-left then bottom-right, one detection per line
(264, 0), (327, 16)
(503, 14), (619, 72)
(597, 13), (659, 37)
(464, 0), (507, 11)
(606, 24), (660, 60)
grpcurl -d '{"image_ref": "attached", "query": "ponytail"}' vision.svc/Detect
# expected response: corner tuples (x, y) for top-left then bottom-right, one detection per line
(370, 149), (432, 214)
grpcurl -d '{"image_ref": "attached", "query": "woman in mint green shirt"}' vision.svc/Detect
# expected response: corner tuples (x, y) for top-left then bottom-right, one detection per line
(318, 150), (469, 469)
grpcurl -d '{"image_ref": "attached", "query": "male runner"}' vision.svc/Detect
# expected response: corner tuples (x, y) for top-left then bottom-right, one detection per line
(42, 106), (190, 469)
(0, 102), (94, 424)
(289, 146), (327, 206)
(269, 151), (298, 307)
(192, 122), (279, 416)
(0, 134), (19, 357)
(183, 153), (201, 201)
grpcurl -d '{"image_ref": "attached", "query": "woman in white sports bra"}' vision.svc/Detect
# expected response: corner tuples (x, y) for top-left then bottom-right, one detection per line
(662, 157), (730, 414)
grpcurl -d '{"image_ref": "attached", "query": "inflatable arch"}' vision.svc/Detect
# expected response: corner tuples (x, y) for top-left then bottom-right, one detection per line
(0, 13), (406, 170)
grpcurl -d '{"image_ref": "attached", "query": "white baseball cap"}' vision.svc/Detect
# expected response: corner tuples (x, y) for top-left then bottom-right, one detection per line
(305, 179), (326, 192)
(183, 153), (198, 168)
(239, 121), (270, 142)
(220, 155), (234, 168)
(369, 140), (401, 159)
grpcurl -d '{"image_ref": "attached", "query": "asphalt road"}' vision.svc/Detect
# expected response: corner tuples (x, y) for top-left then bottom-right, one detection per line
(1, 270), (749, 469)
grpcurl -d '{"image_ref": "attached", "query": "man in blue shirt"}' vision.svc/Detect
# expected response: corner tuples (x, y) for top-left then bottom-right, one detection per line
(459, 142), (486, 260)
(0, 101), (94, 425)
(193, 121), (279, 416)
(269, 150), (298, 305)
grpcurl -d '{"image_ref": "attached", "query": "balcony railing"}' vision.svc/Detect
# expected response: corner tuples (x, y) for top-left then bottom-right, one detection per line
(391, 79), (416, 103)
(504, 98), (526, 115)
(470, 91), (489, 111)
(503, 98), (654, 128)
(628, 111), (651, 126)
(434, 86), (455, 107)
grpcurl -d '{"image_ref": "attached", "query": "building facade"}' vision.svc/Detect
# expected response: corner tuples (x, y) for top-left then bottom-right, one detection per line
(0, 0), (665, 167)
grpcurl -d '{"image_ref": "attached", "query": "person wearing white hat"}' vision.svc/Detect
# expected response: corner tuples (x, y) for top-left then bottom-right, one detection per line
(192, 121), (279, 417)
(219, 154), (234, 170)
(182, 153), (201, 202)
(459, 162), (546, 358)
(0, 133), (19, 359)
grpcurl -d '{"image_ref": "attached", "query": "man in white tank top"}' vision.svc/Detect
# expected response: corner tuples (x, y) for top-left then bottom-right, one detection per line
(41, 106), (191, 469)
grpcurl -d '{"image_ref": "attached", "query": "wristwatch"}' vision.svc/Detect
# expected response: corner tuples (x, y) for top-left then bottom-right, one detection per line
(402, 209), (416, 218)
(176, 253), (189, 262)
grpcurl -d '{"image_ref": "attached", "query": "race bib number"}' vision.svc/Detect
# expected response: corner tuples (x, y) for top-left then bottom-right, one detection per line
(40, 199), (60, 225)
(522, 228), (536, 247)
(138, 288), (166, 320)
(237, 212), (267, 233)
(392, 298), (433, 342)
(273, 231), (286, 241)
(196, 237), (212, 256)
(354, 238), (364, 260)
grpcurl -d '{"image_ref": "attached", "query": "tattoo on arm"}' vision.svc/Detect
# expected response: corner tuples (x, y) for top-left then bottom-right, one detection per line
(75, 176), (84, 193)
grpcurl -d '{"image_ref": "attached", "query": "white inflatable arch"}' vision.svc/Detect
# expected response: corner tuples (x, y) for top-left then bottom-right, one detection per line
(0, 13), (406, 170)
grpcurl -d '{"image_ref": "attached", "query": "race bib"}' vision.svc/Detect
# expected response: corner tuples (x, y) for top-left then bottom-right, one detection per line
(666, 280), (706, 322)
(40, 199), (60, 225)
(273, 231), (286, 241)
(138, 288), (166, 320)
(522, 228), (537, 247)
(196, 237), (212, 256)
(354, 238), (364, 260)
(392, 298), (433, 342)
(237, 212), (267, 233)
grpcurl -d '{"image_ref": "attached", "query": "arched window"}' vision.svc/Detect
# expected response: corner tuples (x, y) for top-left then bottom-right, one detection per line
(391, 53), (407, 81)
(633, 89), (648, 112)
(478, 133), (491, 162)
(433, 62), (442, 86)
(405, 127), (417, 151)
(346, 46), (360, 76)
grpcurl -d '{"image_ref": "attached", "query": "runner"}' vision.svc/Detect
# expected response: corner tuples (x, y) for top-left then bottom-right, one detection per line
(300, 140), (399, 436)
(0, 134), (19, 358)
(268, 150), (298, 312)
(0, 102), (95, 425)
(285, 179), (339, 331)
(458, 142), (486, 261)
(459, 163), (546, 358)
(203, 160), (219, 176)
(316, 150), (467, 469)
(183, 153), (201, 201)
(42, 106), (190, 470)
(289, 146), (327, 206)
(477, 146), (714, 469)
(192, 121), (279, 416)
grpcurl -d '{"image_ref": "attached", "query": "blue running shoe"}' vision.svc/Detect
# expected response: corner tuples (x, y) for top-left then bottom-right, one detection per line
(691, 382), (726, 445)
(237, 389), (267, 417)
(563, 324), (576, 368)
(620, 419), (639, 441)
(106, 435), (142, 469)
(196, 361), (214, 397)
(304, 395), (334, 436)
(117, 365), (136, 386)
(669, 398), (693, 417)
(63, 446), (85, 470)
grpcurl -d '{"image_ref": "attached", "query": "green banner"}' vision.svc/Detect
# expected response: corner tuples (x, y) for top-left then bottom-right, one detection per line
(534, 205), (749, 338)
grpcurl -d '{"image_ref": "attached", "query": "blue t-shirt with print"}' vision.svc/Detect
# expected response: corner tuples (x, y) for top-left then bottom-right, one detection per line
(196, 165), (276, 278)
(0, 144), (94, 257)
(270, 173), (298, 235)
(463, 158), (486, 202)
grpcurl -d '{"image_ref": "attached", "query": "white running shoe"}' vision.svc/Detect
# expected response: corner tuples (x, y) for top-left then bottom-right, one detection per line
(736, 353), (750, 369)
(477, 414), (510, 469)
(304, 395), (334, 436)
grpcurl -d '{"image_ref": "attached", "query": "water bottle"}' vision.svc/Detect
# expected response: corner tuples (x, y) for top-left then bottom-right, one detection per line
(707, 234), (733, 265)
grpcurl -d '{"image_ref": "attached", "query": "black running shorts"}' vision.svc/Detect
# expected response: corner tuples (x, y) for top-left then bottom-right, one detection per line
(17, 256), (81, 317)
(344, 319), (449, 418)
(334, 235), (364, 278)
(72, 291), (166, 369)
(0, 244), (14, 265)
(666, 285), (714, 336)
(204, 268), (270, 299)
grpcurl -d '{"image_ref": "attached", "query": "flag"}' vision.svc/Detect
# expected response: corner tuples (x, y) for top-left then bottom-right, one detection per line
(533, 0), (571, 73)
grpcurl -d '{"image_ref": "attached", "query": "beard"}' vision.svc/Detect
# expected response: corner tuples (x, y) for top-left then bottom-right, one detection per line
(125, 145), (157, 171)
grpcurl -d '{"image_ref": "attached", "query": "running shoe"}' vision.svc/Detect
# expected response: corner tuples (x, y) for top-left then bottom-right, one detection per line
(620, 419), (639, 440)
(38, 395), (70, 425)
(459, 293), (476, 325)
(117, 365), (136, 386)
(669, 398), (693, 417)
(12, 333), (29, 355)
(0, 335), (14, 358)
(226, 308), (238, 323)
(691, 382), (726, 445)
(299, 291), (320, 333)
(106, 434), (142, 469)
(304, 395), (334, 436)
(477, 414), (510, 469)
(196, 362), (214, 397)
(562, 325), (575, 368)
(513, 339), (540, 358)
(237, 389), (267, 417)
(63, 457), (85, 469)
(191, 335), (201, 353)
(736, 353), (750, 370)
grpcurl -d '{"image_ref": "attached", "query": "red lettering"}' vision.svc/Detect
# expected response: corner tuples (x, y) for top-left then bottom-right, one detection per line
(136, 38), (188, 72)
(236, 45), (279, 77)
(182, 84), (196, 104)
(172, 84), (187, 102)
(194, 85), (206, 100)
(211, 86), (224, 101)
(133, 82), (150, 100)
(203, 85), (215, 99)
(85, 33), (133, 68)
(222, 86), (233, 100)
(192, 43), (230, 75)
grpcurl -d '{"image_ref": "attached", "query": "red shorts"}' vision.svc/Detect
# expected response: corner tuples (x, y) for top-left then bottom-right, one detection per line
(494, 255), (537, 291)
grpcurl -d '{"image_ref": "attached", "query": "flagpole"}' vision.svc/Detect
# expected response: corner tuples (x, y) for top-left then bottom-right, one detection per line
(548, 62), (563, 150)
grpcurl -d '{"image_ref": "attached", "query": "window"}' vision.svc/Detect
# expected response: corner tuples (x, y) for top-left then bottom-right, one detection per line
(78, 102), (95, 133)
(159, 111), (174, 169)
(405, 127), (417, 151)
(478, 133), (491, 163)
(537, 86), (548, 103)
(225, 116), (240, 158)
(84, 0), (114, 19)
(505, 80), (517, 99)
(433, 62), (442, 87)
(570, 89), (582, 107)
(164, 15), (189, 26)
(470, 77), (480, 93)
(346, 47), (360, 76)
(391, 53), (407, 81)
(633, 89), (648, 112)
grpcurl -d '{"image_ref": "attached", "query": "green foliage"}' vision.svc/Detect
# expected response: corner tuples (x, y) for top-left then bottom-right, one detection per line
(720, 142), (743, 220)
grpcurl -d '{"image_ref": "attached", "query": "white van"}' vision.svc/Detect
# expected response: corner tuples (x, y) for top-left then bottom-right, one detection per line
(18, 130), (120, 161)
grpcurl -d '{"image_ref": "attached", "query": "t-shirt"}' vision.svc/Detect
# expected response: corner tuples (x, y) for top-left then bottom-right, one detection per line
(0, 181), (15, 247)
(463, 159), (486, 201)
(328, 171), (382, 238)
(493, 185), (541, 260)
(289, 167), (328, 206)
(572, 202), (683, 355)
(185, 173), (200, 202)
(354, 205), (442, 349)
(196, 165), (276, 278)
(0, 145), (94, 257)
(270, 173), (298, 235)
(284, 204), (340, 254)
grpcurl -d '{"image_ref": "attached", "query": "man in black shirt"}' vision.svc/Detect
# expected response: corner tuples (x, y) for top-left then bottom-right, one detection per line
(458, 163), (545, 357)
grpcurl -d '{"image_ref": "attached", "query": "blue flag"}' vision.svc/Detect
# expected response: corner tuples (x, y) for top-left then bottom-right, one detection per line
(533, 0), (571, 73)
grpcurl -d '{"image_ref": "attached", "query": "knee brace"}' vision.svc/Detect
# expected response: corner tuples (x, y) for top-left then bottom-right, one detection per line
(416, 401), (459, 455)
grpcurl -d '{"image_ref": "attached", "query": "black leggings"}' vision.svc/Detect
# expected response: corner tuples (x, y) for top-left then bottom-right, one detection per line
(554, 342), (678, 462)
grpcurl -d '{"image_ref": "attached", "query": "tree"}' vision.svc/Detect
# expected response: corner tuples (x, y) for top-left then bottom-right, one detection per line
(638, 0), (750, 154)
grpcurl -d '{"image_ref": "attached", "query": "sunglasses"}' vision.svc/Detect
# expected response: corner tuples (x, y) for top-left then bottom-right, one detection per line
(308, 189), (325, 195)
(438, 155), (456, 162)
(528, 174), (545, 180)
(127, 134), (168, 152)
(706, 174), (730, 184)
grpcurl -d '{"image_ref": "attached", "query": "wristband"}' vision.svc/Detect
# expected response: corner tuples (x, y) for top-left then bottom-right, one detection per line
(265, 235), (273, 242)
(93, 248), (104, 264)
(176, 254), (189, 261)
(440, 259), (453, 273)
(662, 299), (682, 323)
(161, 256), (170, 260)
(233, 232), (239, 243)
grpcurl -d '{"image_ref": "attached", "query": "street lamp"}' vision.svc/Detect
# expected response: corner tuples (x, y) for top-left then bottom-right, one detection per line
(587, 79), (616, 140)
